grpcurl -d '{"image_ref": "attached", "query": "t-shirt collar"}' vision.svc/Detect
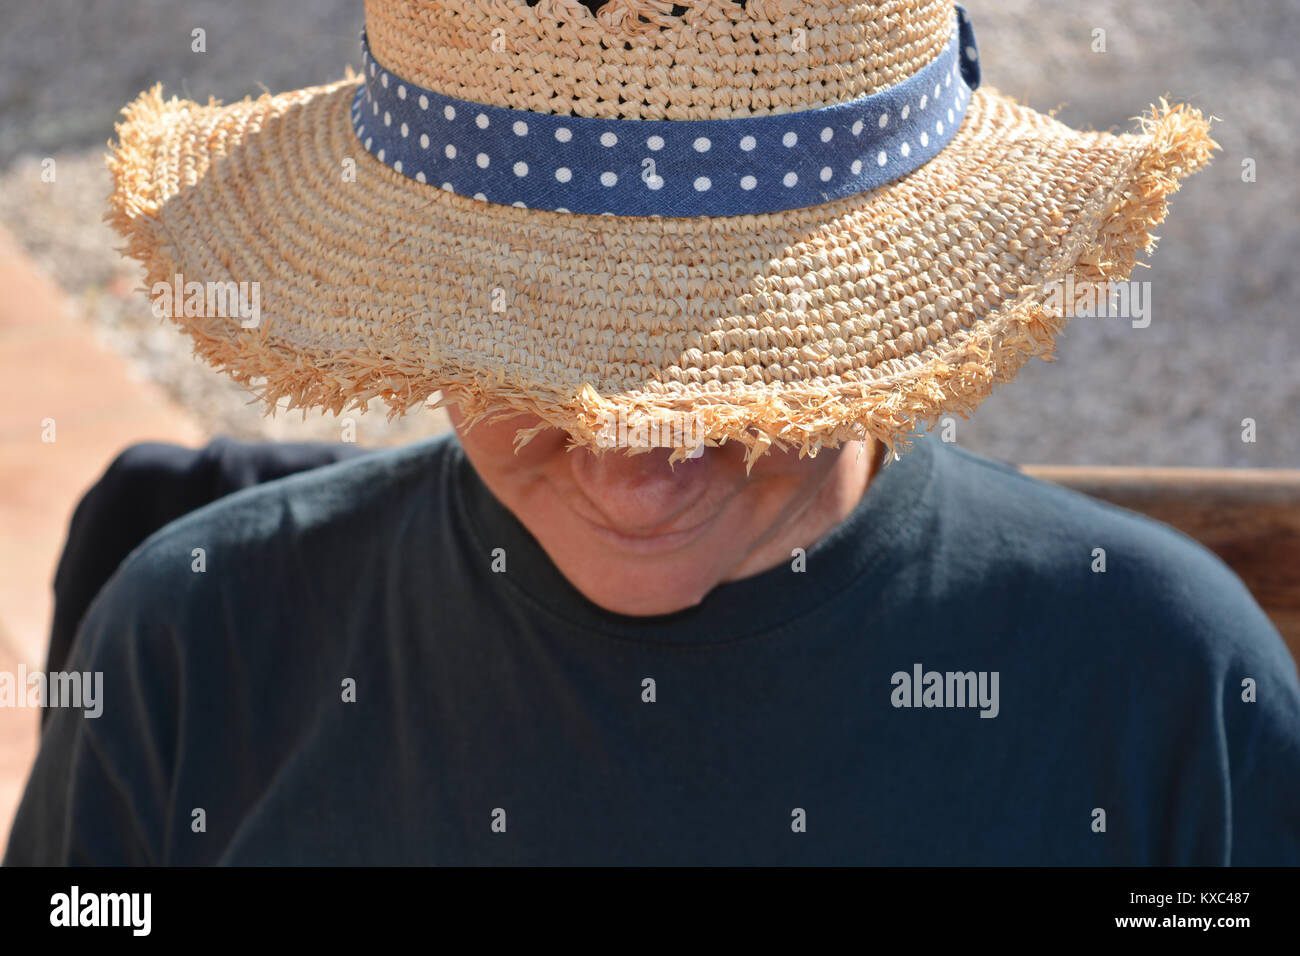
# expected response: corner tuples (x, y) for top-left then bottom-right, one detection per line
(451, 435), (939, 646)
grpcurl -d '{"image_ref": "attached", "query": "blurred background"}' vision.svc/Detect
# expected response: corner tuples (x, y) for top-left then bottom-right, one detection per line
(1, 0), (1298, 840)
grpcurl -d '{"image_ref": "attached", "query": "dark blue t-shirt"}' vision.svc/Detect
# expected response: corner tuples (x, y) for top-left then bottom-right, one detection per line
(6, 434), (1299, 864)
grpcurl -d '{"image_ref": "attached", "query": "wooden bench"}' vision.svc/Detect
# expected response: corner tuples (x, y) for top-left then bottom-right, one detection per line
(1021, 465), (1300, 670)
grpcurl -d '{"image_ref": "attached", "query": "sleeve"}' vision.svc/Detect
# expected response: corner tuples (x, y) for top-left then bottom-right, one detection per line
(47, 441), (209, 691)
(47, 438), (367, 695)
(1110, 509), (1300, 865)
(4, 555), (182, 866)
(1224, 623), (1300, 865)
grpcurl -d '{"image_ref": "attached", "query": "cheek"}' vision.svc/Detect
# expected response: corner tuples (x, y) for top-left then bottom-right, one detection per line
(742, 445), (837, 494)
(449, 407), (580, 521)
(449, 408), (561, 466)
(716, 446), (853, 539)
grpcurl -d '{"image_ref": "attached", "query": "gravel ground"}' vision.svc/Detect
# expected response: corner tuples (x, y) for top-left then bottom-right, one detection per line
(0, 0), (1295, 463)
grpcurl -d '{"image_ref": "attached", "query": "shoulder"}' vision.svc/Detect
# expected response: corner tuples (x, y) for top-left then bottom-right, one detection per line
(920, 439), (1295, 674)
(926, 438), (1250, 597)
(918, 441), (1300, 861)
(126, 432), (454, 571)
(72, 432), (461, 665)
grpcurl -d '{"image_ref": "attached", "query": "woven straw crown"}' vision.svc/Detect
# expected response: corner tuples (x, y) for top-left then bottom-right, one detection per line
(366, 0), (954, 120)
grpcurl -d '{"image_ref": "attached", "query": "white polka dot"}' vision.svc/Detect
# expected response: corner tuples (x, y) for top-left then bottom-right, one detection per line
(945, 73), (952, 88)
(419, 94), (428, 110)
(646, 177), (663, 190)
(511, 201), (526, 208)
(381, 73), (388, 88)
(948, 108), (955, 123)
(879, 113), (889, 128)
(514, 161), (528, 176)
(647, 135), (664, 151)
(851, 159), (862, 174)
(694, 176), (711, 191)
(383, 111), (391, 127)
(364, 137), (372, 150)
(921, 94), (928, 109)
(783, 171), (797, 187)
(416, 171), (426, 183)
(920, 132), (929, 147)
(819, 166), (832, 181)
(600, 132), (618, 147)
(901, 105), (910, 120)
(357, 125), (365, 137)
(934, 83), (941, 98)
(693, 136), (711, 152)
(936, 121), (943, 135)
(740, 175), (757, 190)
(371, 101), (378, 116)
(966, 45), (977, 61)
(442, 183), (453, 191)
(555, 208), (569, 213)
(377, 149), (385, 162)
(852, 120), (863, 136)
(820, 126), (833, 143)
(513, 121), (528, 136)
(600, 171), (617, 187)
(901, 142), (911, 157)
(476, 113), (489, 129)
(783, 131), (797, 147)
(739, 135), (756, 151)
(400, 122), (408, 137)
(556, 127), (572, 142)
(877, 150), (887, 166)
(444, 105), (456, 120)
(444, 144), (456, 159)
(420, 133), (429, 149)
(398, 84), (406, 99)
(394, 160), (402, 173)
(477, 153), (490, 168)
(369, 63), (376, 77)
(556, 167), (572, 182)
(473, 193), (486, 201)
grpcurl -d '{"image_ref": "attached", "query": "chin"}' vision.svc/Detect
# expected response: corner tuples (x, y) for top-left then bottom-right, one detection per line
(550, 547), (719, 617)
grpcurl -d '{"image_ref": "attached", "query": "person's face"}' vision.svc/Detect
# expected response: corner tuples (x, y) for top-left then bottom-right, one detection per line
(448, 406), (877, 616)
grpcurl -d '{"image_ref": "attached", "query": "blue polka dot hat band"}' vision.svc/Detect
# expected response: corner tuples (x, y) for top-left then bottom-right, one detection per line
(351, 6), (980, 218)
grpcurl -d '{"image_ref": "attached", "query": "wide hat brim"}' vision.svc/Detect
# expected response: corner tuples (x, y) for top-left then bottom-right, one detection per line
(107, 74), (1215, 464)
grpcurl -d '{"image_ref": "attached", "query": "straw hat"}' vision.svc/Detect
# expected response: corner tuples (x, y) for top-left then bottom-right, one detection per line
(107, 0), (1215, 465)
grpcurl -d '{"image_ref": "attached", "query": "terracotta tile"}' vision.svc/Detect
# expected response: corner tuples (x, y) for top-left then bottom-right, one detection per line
(0, 224), (204, 671)
(0, 224), (206, 853)
(0, 626), (40, 855)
